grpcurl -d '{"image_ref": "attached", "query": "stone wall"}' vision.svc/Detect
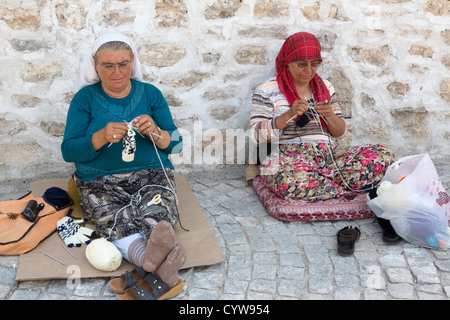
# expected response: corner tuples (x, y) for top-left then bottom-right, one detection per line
(0, 0), (448, 180)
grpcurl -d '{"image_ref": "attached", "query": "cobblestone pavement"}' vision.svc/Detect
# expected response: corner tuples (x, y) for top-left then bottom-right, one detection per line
(0, 161), (449, 301)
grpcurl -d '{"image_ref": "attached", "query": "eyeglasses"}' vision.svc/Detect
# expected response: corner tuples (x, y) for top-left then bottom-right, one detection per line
(294, 61), (321, 69)
(98, 61), (131, 72)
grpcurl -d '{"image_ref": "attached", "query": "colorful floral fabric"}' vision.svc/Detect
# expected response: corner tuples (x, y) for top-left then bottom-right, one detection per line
(259, 142), (395, 202)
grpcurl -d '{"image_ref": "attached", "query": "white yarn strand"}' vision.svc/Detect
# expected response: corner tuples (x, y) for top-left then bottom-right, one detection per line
(310, 106), (371, 194)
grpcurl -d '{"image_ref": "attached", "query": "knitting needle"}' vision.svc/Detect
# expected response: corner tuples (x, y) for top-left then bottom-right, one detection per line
(126, 120), (163, 139)
(61, 243), (77, 260)
(40, 251), (65, 265)
(108, 127), (163, 147)
(124, 120), (145, 138)
(125, 119), (163, 140)
(287, 115), (297, 123)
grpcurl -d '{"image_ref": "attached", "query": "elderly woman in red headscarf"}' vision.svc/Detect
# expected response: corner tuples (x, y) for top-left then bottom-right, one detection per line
(249, 32), (395, 201)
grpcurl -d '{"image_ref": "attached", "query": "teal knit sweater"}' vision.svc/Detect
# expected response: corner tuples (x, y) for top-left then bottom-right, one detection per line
(61, 80), (182, 181)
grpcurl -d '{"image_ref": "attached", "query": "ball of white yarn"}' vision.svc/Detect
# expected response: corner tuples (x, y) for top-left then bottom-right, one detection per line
(376, 181), (394, 196)
(85, 238), (122, 271)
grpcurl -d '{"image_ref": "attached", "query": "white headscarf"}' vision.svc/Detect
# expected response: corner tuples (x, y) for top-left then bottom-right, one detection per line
(78, 32), (143, 90)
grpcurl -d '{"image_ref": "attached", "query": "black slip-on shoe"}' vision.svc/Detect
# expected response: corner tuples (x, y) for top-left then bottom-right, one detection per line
(377, 217), (401, 244)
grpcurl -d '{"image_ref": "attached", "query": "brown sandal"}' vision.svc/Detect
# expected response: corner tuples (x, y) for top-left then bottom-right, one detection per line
(116, 273), (183, 300)
(108, 267), (149, 294)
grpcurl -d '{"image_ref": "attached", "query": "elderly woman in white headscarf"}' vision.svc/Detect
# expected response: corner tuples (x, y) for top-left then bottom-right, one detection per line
(61, 33), (185, 300)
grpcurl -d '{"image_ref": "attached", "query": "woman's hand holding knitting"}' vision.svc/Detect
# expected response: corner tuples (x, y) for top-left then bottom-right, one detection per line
(288, 98), (309, 119)
(132, 115), (170, 148)
(313, 100), (333, 117)
(132, 115), (159, 137)
(104, 122), (128, 144)
(313, 100), (347, 138)
(91, 122), (128, 151)
(276, 98), (309, 130)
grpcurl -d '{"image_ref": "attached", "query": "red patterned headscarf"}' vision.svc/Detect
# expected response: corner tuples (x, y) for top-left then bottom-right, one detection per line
(276, 32), (330, 105)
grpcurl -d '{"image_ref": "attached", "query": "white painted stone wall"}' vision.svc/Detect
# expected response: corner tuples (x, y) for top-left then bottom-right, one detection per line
(0, 0), (448, 180)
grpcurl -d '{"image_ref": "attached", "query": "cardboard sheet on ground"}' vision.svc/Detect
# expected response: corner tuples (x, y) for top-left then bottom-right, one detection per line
(16, 173), (225, 281)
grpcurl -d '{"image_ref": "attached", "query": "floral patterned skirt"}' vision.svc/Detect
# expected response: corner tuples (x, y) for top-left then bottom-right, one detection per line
(259, 143), (395, 202)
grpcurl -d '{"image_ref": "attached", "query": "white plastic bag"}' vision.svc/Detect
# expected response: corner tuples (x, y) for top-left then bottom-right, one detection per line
(367, 153), (450, 249)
